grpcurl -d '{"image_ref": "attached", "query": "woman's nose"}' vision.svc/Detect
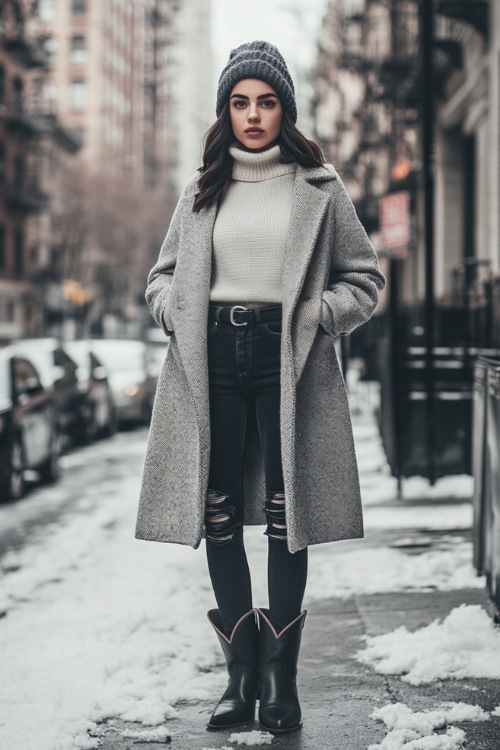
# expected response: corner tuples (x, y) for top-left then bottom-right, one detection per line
(247, 104), (260, 120)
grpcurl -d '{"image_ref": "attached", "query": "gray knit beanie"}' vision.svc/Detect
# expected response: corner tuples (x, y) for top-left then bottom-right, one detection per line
(216, 40), (297, 123)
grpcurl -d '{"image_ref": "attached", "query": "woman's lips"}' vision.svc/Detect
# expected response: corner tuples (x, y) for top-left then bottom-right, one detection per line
(244, 129), (264, 135)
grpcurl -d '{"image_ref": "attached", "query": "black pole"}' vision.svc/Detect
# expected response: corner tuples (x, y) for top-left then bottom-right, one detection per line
(390, 257), (403, 498)
(421, 0), (436, 483)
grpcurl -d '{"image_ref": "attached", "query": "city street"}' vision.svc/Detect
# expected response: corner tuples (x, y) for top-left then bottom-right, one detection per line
(2, 1), (500, 748)
(1, 380), (500, 750)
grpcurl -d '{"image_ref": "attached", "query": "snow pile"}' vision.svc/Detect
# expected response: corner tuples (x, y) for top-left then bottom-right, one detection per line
(229, 730), (274, 744)
(399, 475), (474, 503)
(0, 433), (226, 750)
(202, 732), (273, 750)
(358, 604), (500, 684)
(362, 504), (472, 531)
(121, 726), (171, 741)
(305, 542), (483, 602)
(368, 701), (489, 750)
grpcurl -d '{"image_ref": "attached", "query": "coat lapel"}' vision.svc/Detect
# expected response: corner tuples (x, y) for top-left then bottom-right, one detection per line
(171, 198), (217, 429)
(281, 165), (335, 381)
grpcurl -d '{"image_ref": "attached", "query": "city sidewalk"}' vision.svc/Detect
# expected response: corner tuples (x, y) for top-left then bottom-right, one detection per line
(1, 378), (500, 749)
(114, 591), (498, 750)
(99, 378), (500, 749)
(101, 526), (500, 749)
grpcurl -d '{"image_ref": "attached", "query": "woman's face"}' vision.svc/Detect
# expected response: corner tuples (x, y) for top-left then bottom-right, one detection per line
(229, 78), (283, 152)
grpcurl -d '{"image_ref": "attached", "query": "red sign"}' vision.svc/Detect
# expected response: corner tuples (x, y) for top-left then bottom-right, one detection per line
(380, 191), (410, 255)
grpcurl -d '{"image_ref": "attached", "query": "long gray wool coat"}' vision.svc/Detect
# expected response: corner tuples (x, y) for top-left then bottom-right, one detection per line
(135, 161), (386, 553)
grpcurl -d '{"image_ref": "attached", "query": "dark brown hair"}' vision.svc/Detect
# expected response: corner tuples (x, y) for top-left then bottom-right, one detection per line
(192, 102), (326, 213)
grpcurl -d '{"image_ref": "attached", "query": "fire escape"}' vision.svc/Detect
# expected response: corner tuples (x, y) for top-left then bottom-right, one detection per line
(1, 2), (49, 215)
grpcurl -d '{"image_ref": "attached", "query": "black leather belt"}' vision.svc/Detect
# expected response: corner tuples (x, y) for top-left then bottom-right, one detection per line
(208, 304), (282, 327)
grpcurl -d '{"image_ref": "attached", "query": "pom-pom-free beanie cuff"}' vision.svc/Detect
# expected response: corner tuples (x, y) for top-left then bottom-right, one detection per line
(216, 40), (297, 122)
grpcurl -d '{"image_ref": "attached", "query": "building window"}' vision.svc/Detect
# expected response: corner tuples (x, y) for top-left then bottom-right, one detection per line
(13, 78), (23, 114)
(71, 35), (87, 63)
(38, 0), (55, 21)
(5, 299), (15, 322)
(14, 228), (24, 277)
(43, 81), (57, 111)
(13, 229), (24, 277)
(70, 79), (86, 109)
(14, 156), (24, 187)
(42, 35), (57, 64)
(14, 5), (24, 36)
(73, 126), (85, 145)
(0, 225), (6, 271)
(72, 0), (87, 16)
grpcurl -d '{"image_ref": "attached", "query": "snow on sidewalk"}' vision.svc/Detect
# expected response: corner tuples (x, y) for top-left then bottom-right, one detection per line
(0, 379), (488, 749)
(357, 603), (500, 685)
(367, 702), (490, 750)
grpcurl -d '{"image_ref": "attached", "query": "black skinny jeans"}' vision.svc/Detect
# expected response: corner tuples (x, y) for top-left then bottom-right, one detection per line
(205, 303), (308, 637)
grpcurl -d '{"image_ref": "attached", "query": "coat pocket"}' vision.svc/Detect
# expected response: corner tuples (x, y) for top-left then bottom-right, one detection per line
(161, 297), (174, 335)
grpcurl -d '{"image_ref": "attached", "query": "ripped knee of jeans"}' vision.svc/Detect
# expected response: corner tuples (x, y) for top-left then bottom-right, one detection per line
(264, 490), (287, 541)
(205, 488), (240, 546)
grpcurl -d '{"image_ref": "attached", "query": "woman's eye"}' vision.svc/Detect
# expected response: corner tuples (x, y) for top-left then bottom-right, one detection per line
(234, 100), (246, 108)
(262, 100), (275, 107)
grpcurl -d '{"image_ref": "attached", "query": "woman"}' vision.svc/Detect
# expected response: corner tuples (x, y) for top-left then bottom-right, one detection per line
(136, 41), (385, 734)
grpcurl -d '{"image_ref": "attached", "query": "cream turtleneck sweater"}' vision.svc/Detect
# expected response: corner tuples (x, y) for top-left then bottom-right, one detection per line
(209, 142), (296, 305)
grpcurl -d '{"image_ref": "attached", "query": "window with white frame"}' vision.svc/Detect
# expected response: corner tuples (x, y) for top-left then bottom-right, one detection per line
(70, 79), (86, 109)
(71, 35), (87, 63)
(72, 0), (86, 16)
(38, 0), (55, 21)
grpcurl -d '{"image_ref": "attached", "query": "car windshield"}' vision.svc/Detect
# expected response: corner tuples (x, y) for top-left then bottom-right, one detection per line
(12, 348), (53, 383)
(91, 343), (143, 373)
(0, 356), (10, 400)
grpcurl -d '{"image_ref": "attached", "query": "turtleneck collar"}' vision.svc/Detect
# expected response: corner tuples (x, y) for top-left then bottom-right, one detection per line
(229, 142), (297, 182)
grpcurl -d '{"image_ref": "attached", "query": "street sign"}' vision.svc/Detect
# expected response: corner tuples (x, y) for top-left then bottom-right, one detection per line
(380, 190), (411, 256)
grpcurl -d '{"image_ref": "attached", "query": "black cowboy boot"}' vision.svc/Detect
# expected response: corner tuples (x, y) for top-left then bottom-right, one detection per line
(206, 608), (260, 729)
(256, 607), (307, 733)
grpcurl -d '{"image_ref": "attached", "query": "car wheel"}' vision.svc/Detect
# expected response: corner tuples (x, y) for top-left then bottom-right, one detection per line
(3, 437), (25, 501)
(101, 401), (118, 438)
(39, 432), (61, 484)
(74, 408), (95, 446)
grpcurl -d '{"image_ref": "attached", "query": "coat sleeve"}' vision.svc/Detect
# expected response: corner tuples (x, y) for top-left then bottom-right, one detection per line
(145, 175), (196, 335)
(320, 173), (386, 338)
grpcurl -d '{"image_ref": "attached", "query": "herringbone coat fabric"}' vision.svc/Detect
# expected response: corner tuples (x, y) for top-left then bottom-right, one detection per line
(135, 162), (386, 553)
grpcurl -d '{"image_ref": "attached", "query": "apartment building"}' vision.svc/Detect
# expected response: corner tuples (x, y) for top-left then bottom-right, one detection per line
(0, 0), (81, 342)
(34, 0), (146, 184)
(169, 0), (214, 193)
(312, 0), (498, 309)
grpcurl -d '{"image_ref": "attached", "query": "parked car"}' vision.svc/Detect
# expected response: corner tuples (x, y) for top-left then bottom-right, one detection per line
(65, 341), (118, 441)
(145, 327), (170, 379)
(0, 348), (60, 501)
(7, 338), (89, 447)
(89, 339), (158, 425)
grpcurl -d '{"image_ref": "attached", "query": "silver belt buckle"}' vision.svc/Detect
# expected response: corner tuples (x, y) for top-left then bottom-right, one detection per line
(230, 305), (248, 326)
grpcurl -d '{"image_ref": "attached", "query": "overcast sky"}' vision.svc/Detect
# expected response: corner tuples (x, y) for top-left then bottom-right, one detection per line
(211, 0), (329, 123)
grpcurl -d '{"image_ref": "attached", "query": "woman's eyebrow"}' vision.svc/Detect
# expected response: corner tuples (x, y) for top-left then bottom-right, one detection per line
(229, 93), (279, 100)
